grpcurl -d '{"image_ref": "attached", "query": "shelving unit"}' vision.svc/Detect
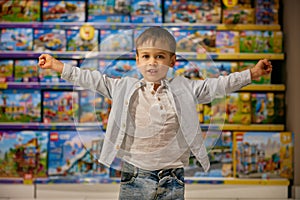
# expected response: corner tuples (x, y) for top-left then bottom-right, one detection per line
(0, 2), (291, 191)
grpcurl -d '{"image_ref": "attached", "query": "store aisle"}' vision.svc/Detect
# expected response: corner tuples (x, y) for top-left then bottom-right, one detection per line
(0, 184), (296, 200)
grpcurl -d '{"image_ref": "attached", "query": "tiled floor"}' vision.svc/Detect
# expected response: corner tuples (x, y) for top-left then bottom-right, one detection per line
(0, 184), (298, 200)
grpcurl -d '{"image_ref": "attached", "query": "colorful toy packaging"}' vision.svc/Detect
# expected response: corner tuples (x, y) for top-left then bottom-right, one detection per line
(251, 93), (274, 124)
(225, 92), (252, 124)
(172, 29), (216, 53)
(42, 0), (86, 22)
(214, 61), (238, 76)
(100, 29), (133, 52)
(233, 131), (294, 179)
(67, 25), (99, 52)
(0, 89), (41, 122)
(43, 91), (79, 123)
(216, 31), (240, 53)
(185, 131), (233, 177)
(222, 0), (255, 24)
(239, 30), (282, 53)
(48, 130), (110, 180)
(99, 59), (138, 79)
(0, 60), (14, 82)
(0, 28), (33, 51)
(14, 59), (39, 82)
(87, 0), (131, 22)
(255, 0), (279, 24)
(33, 29), (67, 52)
(0, 130), (48, 178)
(164, 0), (221, 23)
(0, 0), (41, 22)
(79, 90), (110, 125)
(131, 0), (162, 23)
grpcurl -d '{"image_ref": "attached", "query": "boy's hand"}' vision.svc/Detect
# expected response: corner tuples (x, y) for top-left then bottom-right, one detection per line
(38, 54), (64, 73)
(250, 58), (273, 80)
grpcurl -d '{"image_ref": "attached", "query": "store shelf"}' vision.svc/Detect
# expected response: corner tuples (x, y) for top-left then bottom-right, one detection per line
(0, 122), (102, 130)
(0, 51), (285, 60)
(240, 84), (286, 91)
(221, 124), (285, 131)
(0, 22), (282, 31)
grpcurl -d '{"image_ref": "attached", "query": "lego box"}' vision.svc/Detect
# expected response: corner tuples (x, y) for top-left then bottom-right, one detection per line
(42, 0), (86, 22)
(0, 60), (14, 82)
(48, 130), (110, 180)
(0, 28), (33, 51)
(0, 89), (41, 123)
(233, 131), (294, 179)
(87, 0), (131, 22)
(0, 130), (48, 178)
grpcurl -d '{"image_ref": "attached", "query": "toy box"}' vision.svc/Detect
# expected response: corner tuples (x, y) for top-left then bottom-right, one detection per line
(251, 93), (275, 124)
(0, 28), (33, 51)
(42, 0), (86, 22)
(100, 29), (133, 52)
(33, 29), (67, 52)
(185, 131), (233, 177)
(238, 61), (271, 84)
(164, 0), (221, 23)
(256, 0), (280, 9)
(48, 130), (110, 179)
(214, 62), (238, 76)
(131, 0), (162, 23)
(0, 0), (41, 22)
(216, 31), (239, 53)
(87, 0), (131, 22)
(79, 90), (111, 125)
(0, 60), (14, 82)
(240, 31), (282, 53)
(225, 92), (251, 124)
(43, 91), (79, 123)
(0, 89), (41, 123)
(174, 60), (203, 80)
(99, 59), (138, 78)
(14, 59), (39, 82)
(67, 25), (99, 52)
(222, 8), (255, 24)
(173, 30), (216, 53)
(39, 59), (77, 84)
(0, 130), (48, 178)
(256, 8), (279, 24)
(233, 131), (294, 179)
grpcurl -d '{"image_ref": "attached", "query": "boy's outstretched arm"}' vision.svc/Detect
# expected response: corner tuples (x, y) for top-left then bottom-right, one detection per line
(250, 58), (273, 80)
(38, 54), (64, 73)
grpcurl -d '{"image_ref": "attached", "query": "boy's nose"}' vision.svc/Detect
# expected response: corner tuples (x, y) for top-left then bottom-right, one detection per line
(148, 57), (157, 66)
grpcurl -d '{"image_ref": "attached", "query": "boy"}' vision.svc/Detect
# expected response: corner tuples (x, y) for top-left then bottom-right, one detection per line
(38, 27), (272, 200)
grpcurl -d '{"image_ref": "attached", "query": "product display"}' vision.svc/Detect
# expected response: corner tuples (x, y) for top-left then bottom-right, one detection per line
(0, 0), (291, 184)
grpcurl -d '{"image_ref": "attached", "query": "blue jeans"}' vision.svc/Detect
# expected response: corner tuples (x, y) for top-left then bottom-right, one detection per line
(119, 162), (185, 200)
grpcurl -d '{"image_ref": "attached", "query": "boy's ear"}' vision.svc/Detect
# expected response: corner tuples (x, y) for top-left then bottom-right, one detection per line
(170, 54), (176, 67)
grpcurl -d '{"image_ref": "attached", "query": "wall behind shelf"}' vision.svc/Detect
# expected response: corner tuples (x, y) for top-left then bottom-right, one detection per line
(283, 0), (300, 195)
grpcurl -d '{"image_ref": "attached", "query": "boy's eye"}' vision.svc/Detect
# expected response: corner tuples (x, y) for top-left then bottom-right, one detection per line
(156, 55), (165, 59)
(142, 55), (149, 58)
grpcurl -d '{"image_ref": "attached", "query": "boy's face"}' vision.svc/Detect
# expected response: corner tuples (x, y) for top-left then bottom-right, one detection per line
(136, 48), (176, 83)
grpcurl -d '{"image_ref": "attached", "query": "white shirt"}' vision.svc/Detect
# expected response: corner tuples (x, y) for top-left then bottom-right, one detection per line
(122, 81), (190, 170)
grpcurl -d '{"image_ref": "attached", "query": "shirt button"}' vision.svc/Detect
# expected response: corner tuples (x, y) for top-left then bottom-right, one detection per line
(151, 91), (155, 95)
(160, 105), (163, 110)
(116, 145), (120, 150)
(157, 97), (161, 101)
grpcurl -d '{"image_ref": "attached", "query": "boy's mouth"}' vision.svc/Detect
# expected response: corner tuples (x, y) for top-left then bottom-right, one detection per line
(147, 69), (157, 74)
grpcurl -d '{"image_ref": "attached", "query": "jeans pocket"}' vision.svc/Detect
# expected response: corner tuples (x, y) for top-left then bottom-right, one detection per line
(120, 171), (136, 185)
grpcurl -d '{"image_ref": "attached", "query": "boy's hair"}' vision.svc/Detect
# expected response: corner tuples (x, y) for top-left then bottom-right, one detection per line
(135, 27), (176, 54)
